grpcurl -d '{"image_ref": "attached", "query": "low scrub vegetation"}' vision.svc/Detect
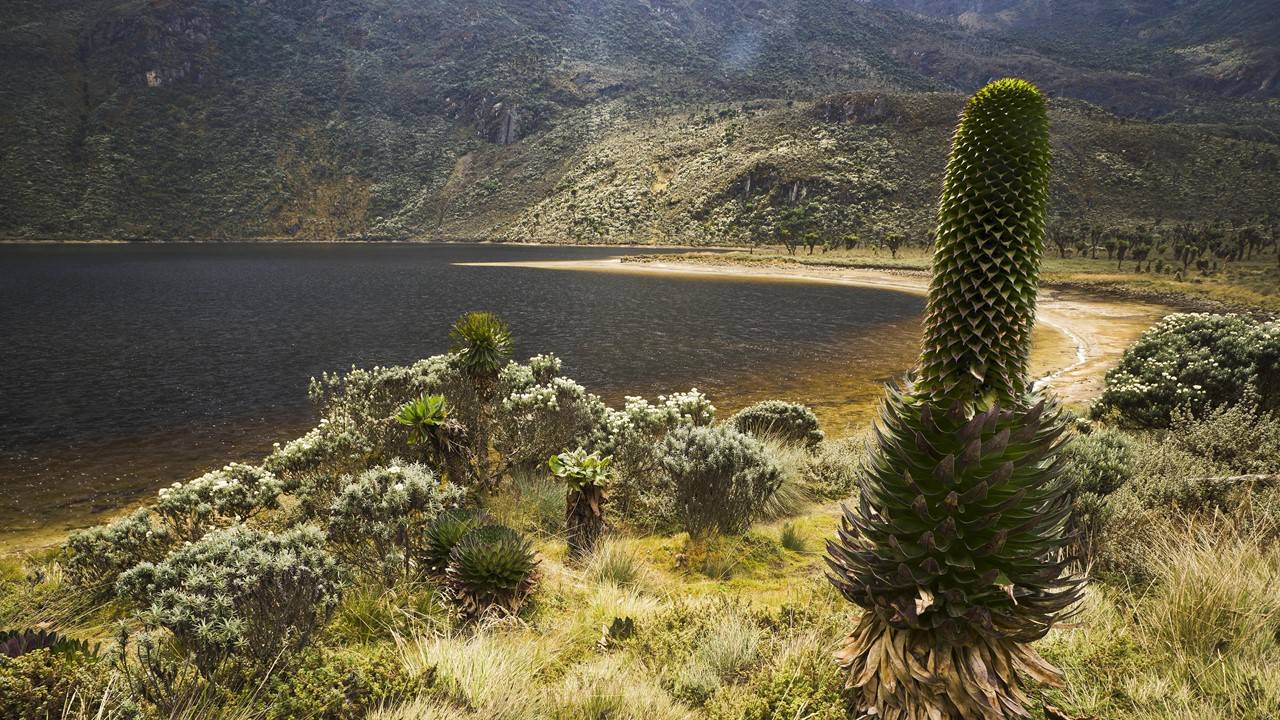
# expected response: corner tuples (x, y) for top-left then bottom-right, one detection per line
(1, 307), (1274, 719)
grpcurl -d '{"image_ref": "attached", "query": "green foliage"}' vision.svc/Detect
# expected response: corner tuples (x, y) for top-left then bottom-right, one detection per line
(550, 448), (613, 559)
(449, 311), (514, 378)
(1060, 427), (1139, 553)
(263, 419), (375, 480)
(116, 525), (346, 675)
(728, 400), (825, 448)
(1096, 313), (1280, 427)
(395, 393), (450, 446)
(829, 390), (1080, 639)
(306, 354), (456, 471)
(0, 648), (99, 720)
(657, 424), (782, 537)
(446, 525), (539, 616)
(1167, 403), (1280, 475)
(1067, 404), (1280, 584)
(264, 645), (419, 720)
(548, 448), (614, 492)
(779, 522), (806, 553)
(483, 470), (565, 536)
(326, 462), (467, 582)
(328, 583), (454, 645)
(581, 538), (653, 590)
(1, 629), (95, 659)
(422, 508), (490, 576)
(633, 599), (763, 706)
(65, 464), (282, 592)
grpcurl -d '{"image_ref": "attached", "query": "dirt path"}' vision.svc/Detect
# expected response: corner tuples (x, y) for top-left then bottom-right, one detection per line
(458, 258), (1172, 407)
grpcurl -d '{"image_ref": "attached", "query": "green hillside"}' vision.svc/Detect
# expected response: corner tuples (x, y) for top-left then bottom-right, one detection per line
(1, 0), (1276, 241)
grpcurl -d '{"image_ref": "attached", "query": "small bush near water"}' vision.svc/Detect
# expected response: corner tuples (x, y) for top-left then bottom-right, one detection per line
(116, 525), (346, 675)
(1095, 312), (1280, 428)
(728, 400), (824, 448)
(657, 425), (782, 537)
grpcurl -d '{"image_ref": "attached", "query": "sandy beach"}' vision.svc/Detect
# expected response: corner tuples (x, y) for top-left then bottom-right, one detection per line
(457, 257), (1172, 407)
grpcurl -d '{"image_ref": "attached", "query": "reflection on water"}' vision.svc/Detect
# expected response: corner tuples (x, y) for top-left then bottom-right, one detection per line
(0, 243), (924, 536)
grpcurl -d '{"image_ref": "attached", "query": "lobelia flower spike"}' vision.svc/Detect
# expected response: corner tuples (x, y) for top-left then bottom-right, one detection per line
(824, 78), (1084, 720)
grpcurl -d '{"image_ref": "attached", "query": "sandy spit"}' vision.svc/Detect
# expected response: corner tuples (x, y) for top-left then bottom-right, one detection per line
(457, 258), (1172, 407)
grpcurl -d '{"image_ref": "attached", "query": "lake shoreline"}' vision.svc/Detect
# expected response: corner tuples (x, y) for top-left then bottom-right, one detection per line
(1, 242), (927, 552)
(463, 256), (1173, 409)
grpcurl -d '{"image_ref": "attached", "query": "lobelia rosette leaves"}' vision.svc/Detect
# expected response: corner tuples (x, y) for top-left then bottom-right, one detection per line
(445, 524), (539, 616)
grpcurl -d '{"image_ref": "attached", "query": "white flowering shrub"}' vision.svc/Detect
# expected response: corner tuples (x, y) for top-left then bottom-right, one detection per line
(154, 463), (283, 541)
(64, 509), (175, 592)
(308, 354), (470, 467)
(729, 400), (825, 448)
(1095, 313), (1280, 427)
(657, 424), (782, 537)
(326, 462), (467, 581)
(116, 525), (345, 676)
(496, 355), (609, 471)
(592, 389), (716, 522)
(262, 418), (374, 480)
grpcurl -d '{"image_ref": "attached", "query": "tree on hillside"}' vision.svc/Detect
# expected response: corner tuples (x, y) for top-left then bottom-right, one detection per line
(882, 230), (906, 259)
(777, 202), (815, 255)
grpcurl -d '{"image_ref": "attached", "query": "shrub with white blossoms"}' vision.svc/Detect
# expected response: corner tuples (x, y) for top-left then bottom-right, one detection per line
(592, 389), (716, 521)
(1095, 313), (1280, 428)
(262, 417), (374, 481)
(116, 525), (345, 677)
(65, 463), (282, 591)
(496, 354), (608, 471)
(154, 463), (283, 541)
(326, 462), (467, 582)
(308, 353), (469, 466)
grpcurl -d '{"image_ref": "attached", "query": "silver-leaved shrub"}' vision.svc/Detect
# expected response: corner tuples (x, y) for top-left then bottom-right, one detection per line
(64, 509), (174, 594)
(657, 424), (782, 537)
(116, 525), (345, 676)
(326, 462), (466, 582)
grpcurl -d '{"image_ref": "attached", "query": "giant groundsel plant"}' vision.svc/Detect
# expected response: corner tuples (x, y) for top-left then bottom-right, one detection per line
(825, 79), (1083, 720)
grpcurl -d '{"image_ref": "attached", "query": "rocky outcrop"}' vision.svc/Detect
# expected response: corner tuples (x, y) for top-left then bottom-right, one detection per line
(442, 92), (533, 145)
(79, 5), (213, 88)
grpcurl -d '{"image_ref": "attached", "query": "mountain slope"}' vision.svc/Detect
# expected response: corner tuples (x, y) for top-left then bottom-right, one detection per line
(0, 0), (1275, 241)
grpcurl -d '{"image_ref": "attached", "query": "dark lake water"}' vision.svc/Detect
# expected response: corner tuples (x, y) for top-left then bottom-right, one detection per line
(0, 243), (924, 536)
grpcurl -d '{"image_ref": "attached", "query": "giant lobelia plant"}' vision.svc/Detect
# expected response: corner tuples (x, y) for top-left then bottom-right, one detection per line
(824, 78), (1083, 720)
(549, 448), (613, 559)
